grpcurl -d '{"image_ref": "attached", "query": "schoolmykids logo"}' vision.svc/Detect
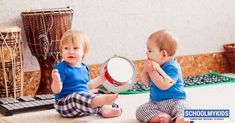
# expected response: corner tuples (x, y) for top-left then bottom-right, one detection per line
(184, 109), (230, 121)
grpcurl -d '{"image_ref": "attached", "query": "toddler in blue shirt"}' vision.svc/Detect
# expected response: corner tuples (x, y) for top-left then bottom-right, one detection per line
(51, 29), (122, 118)
(136, 30), (190, 123)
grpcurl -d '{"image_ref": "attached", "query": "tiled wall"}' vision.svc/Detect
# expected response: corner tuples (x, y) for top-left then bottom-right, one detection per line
(22, 52), (231, 96)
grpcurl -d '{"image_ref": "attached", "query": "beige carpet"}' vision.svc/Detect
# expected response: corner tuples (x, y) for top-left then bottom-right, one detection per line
(1, 74), (235, 123)
(0, 93), (147, 123)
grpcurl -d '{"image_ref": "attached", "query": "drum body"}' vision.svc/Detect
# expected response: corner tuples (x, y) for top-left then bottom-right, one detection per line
(21, 8), (73, 94)
(101, 55), (136, 92)
(0, 26), (24, 98)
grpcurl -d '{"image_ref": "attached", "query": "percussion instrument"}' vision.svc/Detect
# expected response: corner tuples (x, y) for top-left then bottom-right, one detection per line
(0, 94), (55, 116)
(0, 26), (24, 98)
(100, 55), (136, 92)
(21, 7), (73, 94)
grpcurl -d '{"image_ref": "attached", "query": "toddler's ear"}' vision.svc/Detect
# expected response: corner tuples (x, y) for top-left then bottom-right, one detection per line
(162, 50), (168, 57)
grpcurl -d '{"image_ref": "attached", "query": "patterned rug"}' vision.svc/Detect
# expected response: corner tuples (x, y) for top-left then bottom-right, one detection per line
(100, 72), (235, 95)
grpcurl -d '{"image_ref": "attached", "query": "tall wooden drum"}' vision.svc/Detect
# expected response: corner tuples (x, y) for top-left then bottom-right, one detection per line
(0, 26), (24, 98)
(21, 8), (73, 94)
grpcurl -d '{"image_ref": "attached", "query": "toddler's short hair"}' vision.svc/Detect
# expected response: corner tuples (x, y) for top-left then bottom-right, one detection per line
(149, 29), (178, 56)
(60, 29), (89, 58)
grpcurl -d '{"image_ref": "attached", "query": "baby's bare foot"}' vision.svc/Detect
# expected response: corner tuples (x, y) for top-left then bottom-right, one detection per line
(91, 93), (118, 108)
(104, 93), (118, 105)
(159, 114), (171, 123)
(176, 116), (190, 123)
(149, 113), (171, 123)
(100, 105), (122, 118)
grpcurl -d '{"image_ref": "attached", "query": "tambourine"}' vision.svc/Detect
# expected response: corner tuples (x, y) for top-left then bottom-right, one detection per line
(100, 55), (136, 92)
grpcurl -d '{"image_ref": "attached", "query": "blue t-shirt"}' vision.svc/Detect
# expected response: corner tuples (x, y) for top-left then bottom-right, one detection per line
(54, 61), (90, 99)
(150, 58), (186, 102)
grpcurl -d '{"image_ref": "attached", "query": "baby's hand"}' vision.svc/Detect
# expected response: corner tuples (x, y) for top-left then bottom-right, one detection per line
(99, 72), (106, 84)
(100, 69), (107, 81)
(144, 60), (155, 73)
(52, 69), (61, 82)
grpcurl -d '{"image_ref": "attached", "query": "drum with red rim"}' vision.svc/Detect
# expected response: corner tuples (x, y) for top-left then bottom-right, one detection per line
(101, 55), (136, 92)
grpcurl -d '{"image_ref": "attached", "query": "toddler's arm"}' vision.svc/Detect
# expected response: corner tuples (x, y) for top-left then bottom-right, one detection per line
(148, 70), (172, 90)
(152, 61), (174, 84)
(88, 74), (105, 90)
(146, 60), (173, 90)
(51, 69), (63, 94)
(141, 63), (150, 86)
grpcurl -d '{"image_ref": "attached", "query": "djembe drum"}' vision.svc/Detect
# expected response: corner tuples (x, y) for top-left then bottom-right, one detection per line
(0, 26), (24, 98)
(21, 8), (73, 94)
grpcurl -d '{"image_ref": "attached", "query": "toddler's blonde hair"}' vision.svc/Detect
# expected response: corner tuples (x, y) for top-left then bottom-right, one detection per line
(60, 29), (89, 58)
(148, 29), (178, 56)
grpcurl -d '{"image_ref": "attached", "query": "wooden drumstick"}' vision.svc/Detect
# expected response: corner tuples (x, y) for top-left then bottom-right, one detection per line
(152, 61), (174, 84)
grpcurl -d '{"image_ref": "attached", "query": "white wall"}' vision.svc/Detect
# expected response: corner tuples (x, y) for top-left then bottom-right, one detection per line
(0, 0), (235, 71)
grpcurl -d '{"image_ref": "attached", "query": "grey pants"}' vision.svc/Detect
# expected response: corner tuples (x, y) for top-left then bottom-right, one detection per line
(136, 99), (190, 122)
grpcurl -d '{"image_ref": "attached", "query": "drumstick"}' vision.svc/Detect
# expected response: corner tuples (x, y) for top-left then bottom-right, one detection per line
(152, 61), (174, 84)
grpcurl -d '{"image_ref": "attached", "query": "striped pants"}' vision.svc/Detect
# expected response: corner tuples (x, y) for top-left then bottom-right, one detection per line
(54, 92), (100, 117)
(136, 99), (190, 122)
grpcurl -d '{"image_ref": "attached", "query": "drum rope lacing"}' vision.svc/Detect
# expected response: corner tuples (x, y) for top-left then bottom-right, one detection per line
(22, 9), (73, 63)
(0, 31), (24, 98)
(38, 12), (53, 60)
(0, 32), (10, 98)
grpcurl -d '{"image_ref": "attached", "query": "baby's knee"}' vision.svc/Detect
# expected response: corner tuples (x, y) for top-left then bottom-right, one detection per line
(135, 105), (146, 117)
(135, 105), (150, 122)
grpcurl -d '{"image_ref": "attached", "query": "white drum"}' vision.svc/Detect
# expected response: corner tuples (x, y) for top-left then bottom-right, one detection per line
(100, 55), (136, 92)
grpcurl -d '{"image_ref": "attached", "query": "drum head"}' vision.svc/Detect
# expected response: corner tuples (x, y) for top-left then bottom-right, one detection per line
(0, 26), (21, 32)
(21, 8), (73, 15)
(107, 57), (134, 83)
